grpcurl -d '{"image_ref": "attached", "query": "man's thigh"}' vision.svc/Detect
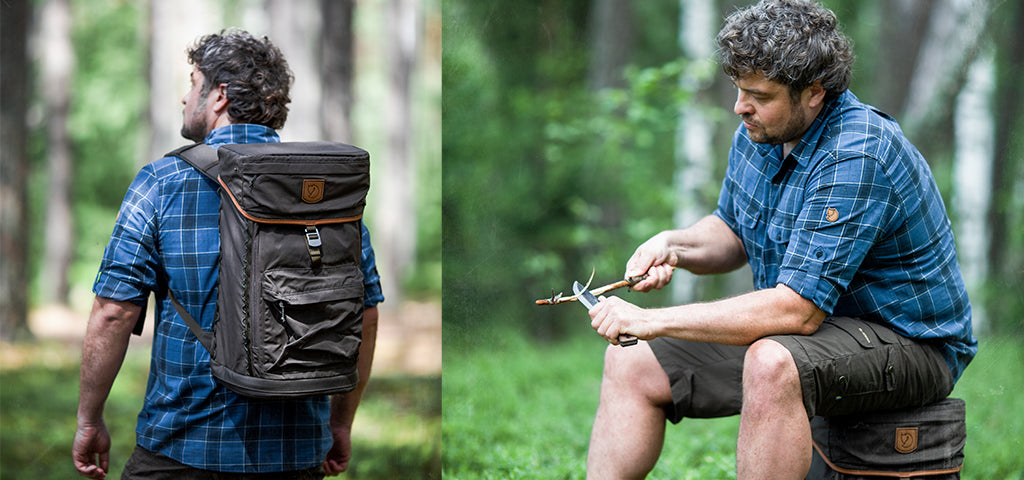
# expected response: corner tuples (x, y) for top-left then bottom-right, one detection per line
(648, 317), (954, 422)
(767, 317), (954, 417)
(648, 337), (748, 422)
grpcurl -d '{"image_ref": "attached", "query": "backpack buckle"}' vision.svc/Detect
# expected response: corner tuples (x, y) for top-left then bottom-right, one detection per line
(305, 225), (322, 268)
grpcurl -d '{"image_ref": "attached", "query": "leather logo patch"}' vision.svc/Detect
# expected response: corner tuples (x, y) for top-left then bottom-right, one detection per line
(895, 427), (918, 454)
(302, 179), (325, 204)
(826, 207), (839, 222)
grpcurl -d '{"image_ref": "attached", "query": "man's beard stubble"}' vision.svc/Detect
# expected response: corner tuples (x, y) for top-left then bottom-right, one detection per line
(744, 101), (808, 146)
(180, 98), (209, 143)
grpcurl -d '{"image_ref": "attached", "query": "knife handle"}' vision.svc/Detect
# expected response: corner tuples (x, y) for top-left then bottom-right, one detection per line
(618, 334), (638, 347)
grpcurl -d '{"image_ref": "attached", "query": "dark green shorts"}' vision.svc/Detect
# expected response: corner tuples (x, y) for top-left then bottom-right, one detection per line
(648, 317), (954, 423)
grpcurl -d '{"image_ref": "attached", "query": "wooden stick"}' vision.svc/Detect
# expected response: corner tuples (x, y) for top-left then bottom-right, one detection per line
(534, 272), (662, 305)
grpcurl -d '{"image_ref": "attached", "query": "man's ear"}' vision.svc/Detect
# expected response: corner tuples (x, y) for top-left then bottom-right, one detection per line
(211, 83), (230, 115)
(806, 80), (826, 108)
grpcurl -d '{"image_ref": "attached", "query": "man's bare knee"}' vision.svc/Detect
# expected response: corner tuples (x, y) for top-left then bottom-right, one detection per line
(601, 341), (673, 406)
(743, 339), (802, 406)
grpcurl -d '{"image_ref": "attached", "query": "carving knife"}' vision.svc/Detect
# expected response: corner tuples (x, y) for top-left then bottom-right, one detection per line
(573, 281), (638, 347)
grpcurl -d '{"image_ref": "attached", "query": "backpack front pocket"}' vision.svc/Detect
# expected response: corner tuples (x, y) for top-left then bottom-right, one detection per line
(259, 265), (364, 379)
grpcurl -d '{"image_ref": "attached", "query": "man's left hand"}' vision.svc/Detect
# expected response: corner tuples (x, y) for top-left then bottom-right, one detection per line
(588, 296), (655, 345)
(322, 425), (353, 476)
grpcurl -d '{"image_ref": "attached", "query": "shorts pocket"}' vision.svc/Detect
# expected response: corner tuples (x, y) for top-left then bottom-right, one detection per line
(819, 322), (905, 415)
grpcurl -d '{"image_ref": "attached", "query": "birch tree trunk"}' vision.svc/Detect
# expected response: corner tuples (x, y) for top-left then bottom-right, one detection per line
(899, 0), (990, 139)
(39, 0), (75, 305)
(376, 0), (421, 305)
(0, 0), (32, 341)
(672, 0), (717, 304)
(148, 0), (219, 164)
(953, 46), (995, 334)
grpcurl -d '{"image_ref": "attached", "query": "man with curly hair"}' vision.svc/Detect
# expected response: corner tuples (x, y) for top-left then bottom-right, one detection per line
(584, 1), (976, 478)
(73, 29), (384, 479)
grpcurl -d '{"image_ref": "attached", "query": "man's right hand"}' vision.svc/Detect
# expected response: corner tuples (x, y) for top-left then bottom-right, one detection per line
(73, 421), (111, 479)
(625, 232), (678, 292)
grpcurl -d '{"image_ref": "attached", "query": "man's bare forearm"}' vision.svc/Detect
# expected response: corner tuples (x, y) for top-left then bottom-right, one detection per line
(77, 297), (141, 423)
(648, 284), (826, 345)
(591, 284), (826, 346)
(330, 306), (379, 428)
(663, 215), (748, 275)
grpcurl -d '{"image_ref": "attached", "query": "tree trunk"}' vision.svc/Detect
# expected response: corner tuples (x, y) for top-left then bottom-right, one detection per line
(586, 0), (633, 91)
(0, 0), (33, 341)
(988, 0), (1024, 316)
(874, 0), (931, 116)
(953, 46), (995, 334)
(376, 0), (421, 305)
(899, 0), (991, 140)
(672, 0), (717, 304)
(148, 0), (219, 165)
(268, 0), (323, 141)
(39, 0), (75, 305)
(320, 0), (355, 142)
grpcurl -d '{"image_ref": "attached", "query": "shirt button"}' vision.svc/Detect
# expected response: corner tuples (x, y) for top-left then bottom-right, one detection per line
(776, 233), (782, 241)
(815, 250), (823, 258)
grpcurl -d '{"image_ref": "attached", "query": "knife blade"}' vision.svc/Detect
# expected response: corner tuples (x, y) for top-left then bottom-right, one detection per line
(573, 281), (638, 347)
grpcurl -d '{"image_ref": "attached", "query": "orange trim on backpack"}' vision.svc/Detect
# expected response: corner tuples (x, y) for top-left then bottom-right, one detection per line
(811, 441), (962, 479)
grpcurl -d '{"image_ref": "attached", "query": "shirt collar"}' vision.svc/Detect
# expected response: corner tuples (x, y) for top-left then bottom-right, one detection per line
(202, 124), (280, 147)
(786, 90), (854, 167)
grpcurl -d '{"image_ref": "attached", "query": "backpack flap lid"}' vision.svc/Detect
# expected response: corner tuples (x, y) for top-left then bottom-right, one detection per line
(218, 141), (370, 223)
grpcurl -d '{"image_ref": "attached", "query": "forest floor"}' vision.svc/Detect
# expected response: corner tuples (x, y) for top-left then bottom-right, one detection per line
(1, 300), (442, 479)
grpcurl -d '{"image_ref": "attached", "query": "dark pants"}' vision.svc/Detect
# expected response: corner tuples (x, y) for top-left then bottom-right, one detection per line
(121, 446), (325, 480)
(649, 317), (954, 423)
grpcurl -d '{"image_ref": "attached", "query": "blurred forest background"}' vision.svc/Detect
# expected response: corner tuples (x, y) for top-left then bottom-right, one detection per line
(444, 0), (1023, 342)
(442, 0), (1023, 478)
(1, 0), (441, 478)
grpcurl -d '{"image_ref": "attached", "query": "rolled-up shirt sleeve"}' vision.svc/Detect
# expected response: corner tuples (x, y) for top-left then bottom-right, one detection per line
(93, 165), (161, 305)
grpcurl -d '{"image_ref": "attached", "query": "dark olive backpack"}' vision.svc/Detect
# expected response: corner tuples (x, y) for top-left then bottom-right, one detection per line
(807, 397), (966, 479)
(165, 141), (370, 399)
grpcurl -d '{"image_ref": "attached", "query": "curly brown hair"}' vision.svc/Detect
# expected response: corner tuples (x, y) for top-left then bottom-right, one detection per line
(187, 29), (293, 129)
(716, 0), (854, 102)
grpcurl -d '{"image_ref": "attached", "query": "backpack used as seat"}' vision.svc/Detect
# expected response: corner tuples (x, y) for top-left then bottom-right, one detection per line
(164, 141), (370, 399)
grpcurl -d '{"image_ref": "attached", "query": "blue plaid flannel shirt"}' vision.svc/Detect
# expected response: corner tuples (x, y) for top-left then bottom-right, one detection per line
(93, 124), (384, 472)
(714, 90), (976, 382)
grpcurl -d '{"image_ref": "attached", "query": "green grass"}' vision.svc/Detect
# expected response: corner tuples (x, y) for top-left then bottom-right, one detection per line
(0, 342), (440, 480)
(443, 328), (1024, 479)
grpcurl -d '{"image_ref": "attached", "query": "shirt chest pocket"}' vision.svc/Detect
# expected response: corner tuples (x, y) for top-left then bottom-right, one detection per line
(733, 192), (763, 259)
(767, 213), (796, 247)
(766, 185), (803, 247)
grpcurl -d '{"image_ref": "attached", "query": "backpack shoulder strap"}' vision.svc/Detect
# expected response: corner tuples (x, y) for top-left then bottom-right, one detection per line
(168, 290), (215, 354)
(166, 143), (219, 181)
(162, 143), (219, 353)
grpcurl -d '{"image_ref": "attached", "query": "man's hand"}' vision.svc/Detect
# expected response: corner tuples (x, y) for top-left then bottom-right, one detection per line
(589, 296), (657, 345)
(73, 421), (110, 479)
(321, 305), (377, 476)
(322, 425), (353, 476)
(625, 232), (678, 292)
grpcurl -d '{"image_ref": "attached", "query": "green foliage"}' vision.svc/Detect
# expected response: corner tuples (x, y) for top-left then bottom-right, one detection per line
(27, 0), (149, 304)
(951, 337), (1024, 479)
(0, 343), (441, 479)
(443, 329), (1024, 479)
(444, 0), (700, 338)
